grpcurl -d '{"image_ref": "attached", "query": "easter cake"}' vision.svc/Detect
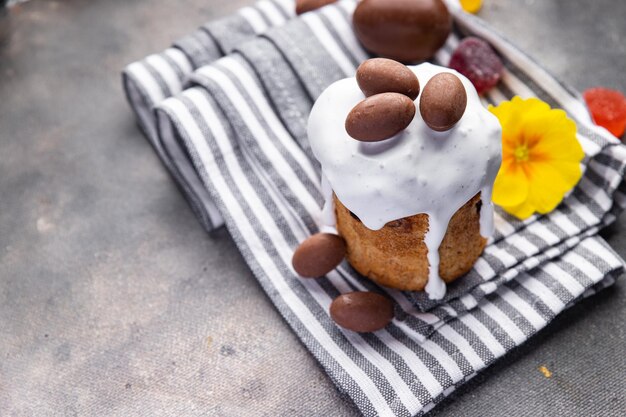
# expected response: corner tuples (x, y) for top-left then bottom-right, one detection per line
(306, 59), (502, 300)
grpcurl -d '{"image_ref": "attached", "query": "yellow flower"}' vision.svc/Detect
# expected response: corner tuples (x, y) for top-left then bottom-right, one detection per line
(489, 97), (584, 219)
(460, 0), (482, 14)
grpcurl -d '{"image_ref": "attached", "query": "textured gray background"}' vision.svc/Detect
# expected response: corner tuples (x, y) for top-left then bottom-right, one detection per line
(0, 0), (624, 416)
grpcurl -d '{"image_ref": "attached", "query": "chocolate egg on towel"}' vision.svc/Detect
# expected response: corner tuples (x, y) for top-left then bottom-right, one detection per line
(353, 0), (452, 62)
(292, 233), (346, 278)
(330, 292), (394, 332)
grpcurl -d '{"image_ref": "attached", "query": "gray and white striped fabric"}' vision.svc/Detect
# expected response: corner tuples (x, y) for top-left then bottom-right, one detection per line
(127, 1), (626, 415)
(122, 0), (296, 230)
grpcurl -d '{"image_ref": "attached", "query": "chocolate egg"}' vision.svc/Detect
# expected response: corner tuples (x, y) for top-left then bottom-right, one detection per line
(330, 292), (394, 332)
(356, 58), (420, 100)
(419, 73), (467, 131)
(353, 0), (452, 62)
(292, 233), (346, 278)
(346, 92), (416, 142)
(295, 0), (337, 15)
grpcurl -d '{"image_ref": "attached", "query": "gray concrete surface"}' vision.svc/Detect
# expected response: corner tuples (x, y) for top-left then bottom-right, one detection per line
(0, 0), (624, 416)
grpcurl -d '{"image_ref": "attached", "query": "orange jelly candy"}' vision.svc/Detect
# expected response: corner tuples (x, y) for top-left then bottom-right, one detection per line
(583, 87), (626, 138)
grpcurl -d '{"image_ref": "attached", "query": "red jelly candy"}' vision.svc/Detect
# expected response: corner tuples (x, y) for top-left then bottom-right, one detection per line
(583, 87), (626, 138)
(449, 37), (503, 95)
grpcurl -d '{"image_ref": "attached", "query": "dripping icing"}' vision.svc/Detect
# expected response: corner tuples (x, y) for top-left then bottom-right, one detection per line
(320, 173), (337, 234)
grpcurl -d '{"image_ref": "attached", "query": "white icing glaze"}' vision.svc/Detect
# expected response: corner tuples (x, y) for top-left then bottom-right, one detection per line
(308, 63), (502, 300)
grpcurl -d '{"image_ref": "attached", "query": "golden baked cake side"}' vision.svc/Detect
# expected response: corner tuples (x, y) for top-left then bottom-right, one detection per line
(335, 193), (486, 291)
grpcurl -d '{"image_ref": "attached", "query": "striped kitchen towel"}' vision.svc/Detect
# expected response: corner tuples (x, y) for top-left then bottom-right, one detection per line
(130, 1), (626, 416)
(123, 0), (296, 231)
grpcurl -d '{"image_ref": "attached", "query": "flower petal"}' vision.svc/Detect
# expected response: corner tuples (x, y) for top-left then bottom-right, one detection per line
(492, 161), (529, 207)
(526, 160), (578, 213)
(546, 159), (583, 187)
(528, 111), (583, 162)
(501, 199), (536, 219)
(490, 100), (526, 149)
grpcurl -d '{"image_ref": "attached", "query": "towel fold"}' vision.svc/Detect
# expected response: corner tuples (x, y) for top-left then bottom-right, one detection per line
(123, 0), (297, 230)
(125, 1), (625, 415)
